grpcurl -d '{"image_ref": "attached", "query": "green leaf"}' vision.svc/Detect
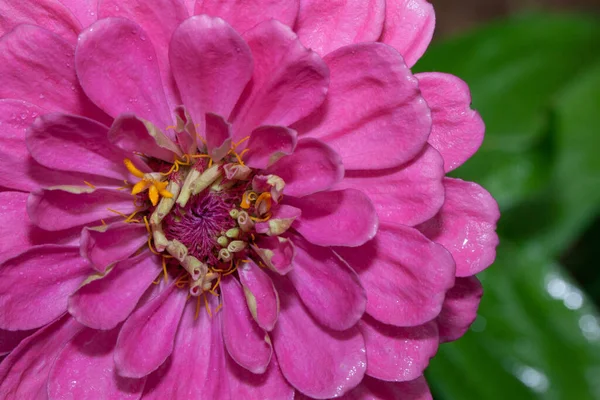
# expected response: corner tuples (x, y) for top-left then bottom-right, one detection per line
(500, 62), (600, 256)
(428, 242), (600, 400)
(414, 13), (600, 151)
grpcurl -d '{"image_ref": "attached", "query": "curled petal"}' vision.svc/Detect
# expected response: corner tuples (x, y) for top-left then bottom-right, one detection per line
(0, 316), (83, 399)
(220, 278), (272, 374)
(252, 236), (295, 275)
(272, 279), (366, 399)
(418, 178), (500, 277)
(68, 252), (161, 330)
(108, 114), (181, 163)
(340, 375), (433, 400)
(267, 138), (344, 197)
(48, 326), (147, 399)
(238, 261), (280, 331)
(232, 19), (329, 139)
(295, 42), (430, 170)
(288, 236), (366, 331)
(227, 351), (294, 400)
(337, 223), (455, 327)
(288, 189), (378, 247)
(0, 0), (81, 42)
(80, 221), (148, 273)
(255, 205), (301, 237)
(244, 125), (298, 170)
(417, 73), (485, 172)
(27, 187), (136, 231)
(205, 113), (233, 162)
(360, 316), (438, 382)
(27, 113), (127, 181)
(437, 276), (483, 342)
(0, 25), (107, 121)
(0, 191), (79, 264)
(295, 0), (385, 56)
(76, 17), (173, 128)
(336, 145), (445, 227)
(170, 15), (254, 124)
(196, 0), (300, 36)
(380, 0), (435, 68)
(114, 279), (187, 378)
(0, 245), (91, 330)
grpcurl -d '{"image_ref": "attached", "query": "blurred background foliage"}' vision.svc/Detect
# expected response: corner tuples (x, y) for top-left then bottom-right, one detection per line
(414, 3), (600, 399)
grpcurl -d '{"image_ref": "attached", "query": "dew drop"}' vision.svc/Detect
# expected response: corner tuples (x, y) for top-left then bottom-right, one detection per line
(140, 34), (146, 41)
(39, 94), (45, 99)
(147, 56), (153, 61)
(20, 112), (27, 120)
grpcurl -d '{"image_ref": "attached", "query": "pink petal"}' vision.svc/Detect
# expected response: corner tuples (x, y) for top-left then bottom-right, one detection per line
(360, 316), (438, 382)
(380, 0), (435, 68)
(272, 279), (366, 398)
(295, 0), (385, 56)
(80, 221), (148, 273)
(340, 375), (432, 400)
(0, 25), (108, 122)
(232, 19), (329, 140)
(252, 236), (296, 275)
(238, 261), (280, 331)
(221, 278), (272, 374)
(196, 0), (299, 35)
(48, 326), (146, 399)
(68, 252), (161, 330)
(108, 114), (180, 163)
(335, 145), (445, 226)
(142, 297), (230, 399)
(170, 15), (253, 124)
(114, 279), (187, 378)
(418, 178), (500, 277)
(99, 0), (189, 107)
(0, 191), (79, 264)
(76, 18), (173, 128)
(205, 113), (233, 162)
(0, 100), (114, 192)
(437, 276), (483, 342)
(0, 316), (83, 399)
(227, 353), (294, 400)
(27, 113), (128, 181)
(287, 236), (366, 331)
(295, 43), (430, 170)
(288, 189), (378, 247)
(337, 223), (455, 327)
(255, 204), (302, 237)
(244, 126), (298, 170)
(417, 73), (485, 172)
(57, 0), (98, 28)
(268, 138), (344, 197)
(0, 245), (90, 330)
(0, 0), (81, 42)
(0, 329), (35, 356)
(27, 187), (135, 231)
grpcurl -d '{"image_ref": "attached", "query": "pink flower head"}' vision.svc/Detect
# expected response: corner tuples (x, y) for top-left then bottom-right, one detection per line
(0, 1), (499, 399)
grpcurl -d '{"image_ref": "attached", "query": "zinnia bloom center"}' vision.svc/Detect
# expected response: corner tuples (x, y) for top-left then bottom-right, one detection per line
(122, 132), (285, 301)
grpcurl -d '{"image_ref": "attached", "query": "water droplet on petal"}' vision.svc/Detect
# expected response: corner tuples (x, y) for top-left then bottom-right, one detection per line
(39, 94), (45, 99)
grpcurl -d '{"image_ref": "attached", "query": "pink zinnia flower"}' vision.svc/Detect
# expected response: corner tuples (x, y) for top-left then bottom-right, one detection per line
(0, 1), (499, 399)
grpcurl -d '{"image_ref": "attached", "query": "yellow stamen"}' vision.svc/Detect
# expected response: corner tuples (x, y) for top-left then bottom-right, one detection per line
(204, 294), (212, 318)
(100, 219), (107, 226)
(255, 192), (272, 214)
(162, 256), (168, 283)
(143, 216), (151, 233)
(83, 181), (96, 189)
(250, 212), (272, 222)
(148, 185), (159, 206)
(131, 180), (149, 196)
(238, 148), (250, 159)
(233, 136), (250, 149)
(107, 208), (128, 218)
(124, 159), (145, 178)
(195, 295), (201, 319)
(215, 303), (223, 313)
